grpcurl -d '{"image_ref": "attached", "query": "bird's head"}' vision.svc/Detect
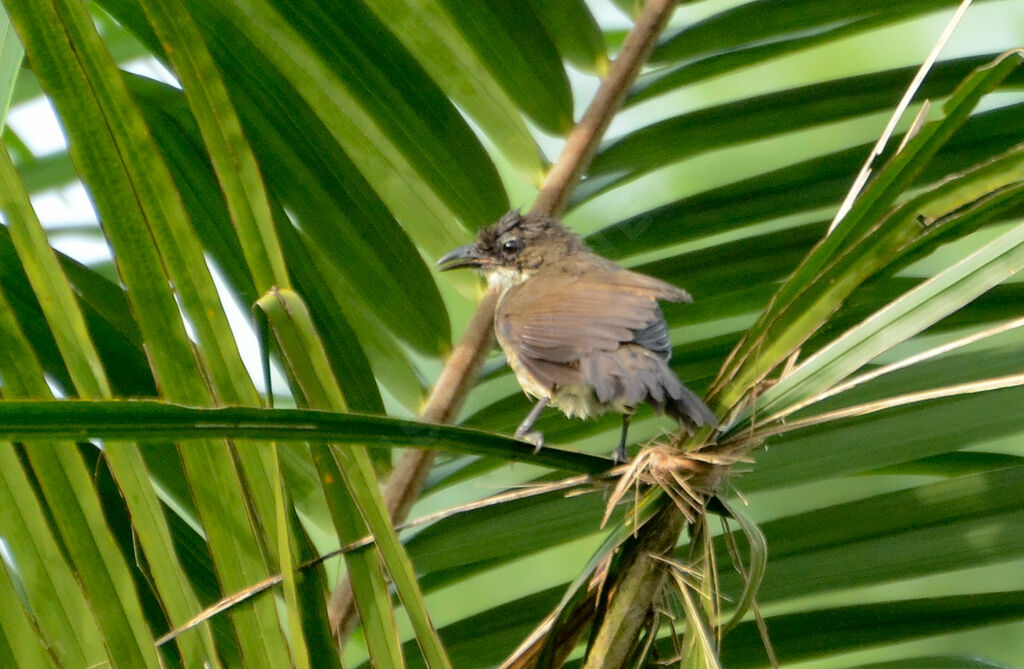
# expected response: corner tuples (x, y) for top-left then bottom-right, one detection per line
(437, 210), (588, 287)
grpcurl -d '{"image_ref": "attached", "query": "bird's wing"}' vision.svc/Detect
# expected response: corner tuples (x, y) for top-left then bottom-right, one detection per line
(497, 267), (690, 372)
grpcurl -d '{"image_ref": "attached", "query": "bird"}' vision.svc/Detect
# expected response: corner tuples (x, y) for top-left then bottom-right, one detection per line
(437, 210), (717, 462)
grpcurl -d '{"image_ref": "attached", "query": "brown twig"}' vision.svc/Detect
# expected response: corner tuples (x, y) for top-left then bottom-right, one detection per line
(532, 0), (679, 219)
(329, 0), (681, 642)
(328, 289), (499, 638)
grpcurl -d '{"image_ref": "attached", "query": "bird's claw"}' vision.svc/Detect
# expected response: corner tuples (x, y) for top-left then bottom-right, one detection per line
(516, 430), (545, 452)
(612, 444), (629, 465)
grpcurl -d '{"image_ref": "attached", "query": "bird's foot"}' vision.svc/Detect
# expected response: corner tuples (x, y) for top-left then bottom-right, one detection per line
(515, 428), (545, 452)
(612, 444), (629, 465)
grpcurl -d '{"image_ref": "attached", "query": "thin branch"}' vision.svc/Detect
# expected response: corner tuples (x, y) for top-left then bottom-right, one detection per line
(330, 0), (683, 642)
(328, 289), (500, 636)
(532, 0), (679, 219)
(827, 0), (974, 234)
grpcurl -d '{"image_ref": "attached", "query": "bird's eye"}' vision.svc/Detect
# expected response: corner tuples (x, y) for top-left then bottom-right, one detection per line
(501, 239), (523, 256)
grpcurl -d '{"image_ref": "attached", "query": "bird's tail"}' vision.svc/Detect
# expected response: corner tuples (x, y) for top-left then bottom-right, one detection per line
(582, 345), (718, 432)
(663, 382), (718, 433)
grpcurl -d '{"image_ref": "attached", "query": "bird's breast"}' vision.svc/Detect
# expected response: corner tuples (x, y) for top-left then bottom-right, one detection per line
(500, 343), (550, 401)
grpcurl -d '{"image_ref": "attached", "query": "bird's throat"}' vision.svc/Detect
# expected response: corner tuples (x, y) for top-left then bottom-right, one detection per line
(486, 266), (533, 293)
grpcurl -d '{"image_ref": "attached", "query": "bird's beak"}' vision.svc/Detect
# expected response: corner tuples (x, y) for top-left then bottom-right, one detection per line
(436, 243), (488, 271)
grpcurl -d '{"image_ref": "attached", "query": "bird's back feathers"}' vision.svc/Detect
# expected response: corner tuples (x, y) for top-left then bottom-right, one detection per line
(495, 257), (715, 428)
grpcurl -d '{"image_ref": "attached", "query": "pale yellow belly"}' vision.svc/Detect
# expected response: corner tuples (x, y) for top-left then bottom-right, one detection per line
(550, 384), (620, 419)
(500, 343), (629, 420)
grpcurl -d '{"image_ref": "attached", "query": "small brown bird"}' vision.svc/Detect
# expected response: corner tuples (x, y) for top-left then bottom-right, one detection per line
(438, 210), (716, 461)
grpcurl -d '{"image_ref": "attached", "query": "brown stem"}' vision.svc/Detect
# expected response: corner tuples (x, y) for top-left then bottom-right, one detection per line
(329, 0), (680, 642)
(328, 289), (499, 638)
(533, 0), (679, 219)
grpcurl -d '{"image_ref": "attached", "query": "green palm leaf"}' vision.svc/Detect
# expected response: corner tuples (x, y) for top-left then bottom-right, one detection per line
(0, 0), (1023, 667)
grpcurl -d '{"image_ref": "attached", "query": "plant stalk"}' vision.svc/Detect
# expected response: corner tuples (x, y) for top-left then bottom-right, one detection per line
(583, 506), (684, 669)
